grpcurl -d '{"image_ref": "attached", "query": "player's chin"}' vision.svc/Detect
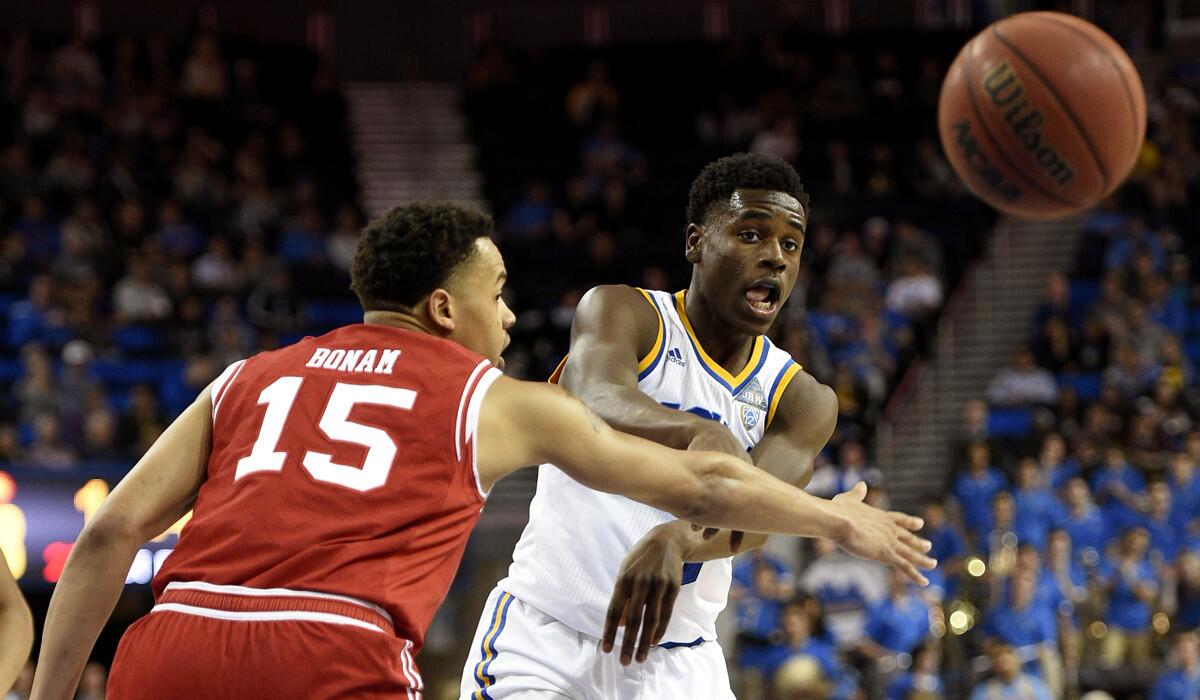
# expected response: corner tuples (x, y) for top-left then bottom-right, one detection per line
(736, 299), (780, 333)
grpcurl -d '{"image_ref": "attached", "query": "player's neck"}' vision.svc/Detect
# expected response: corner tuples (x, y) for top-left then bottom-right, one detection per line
(362, 310), (441, 337)
(681, 282), (756, 373)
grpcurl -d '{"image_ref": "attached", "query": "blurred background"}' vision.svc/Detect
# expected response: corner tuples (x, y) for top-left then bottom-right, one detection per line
(1, 0), (1198, 698)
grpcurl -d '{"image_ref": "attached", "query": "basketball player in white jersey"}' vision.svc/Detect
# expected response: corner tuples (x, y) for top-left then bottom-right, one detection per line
(461, 154), (934, 699)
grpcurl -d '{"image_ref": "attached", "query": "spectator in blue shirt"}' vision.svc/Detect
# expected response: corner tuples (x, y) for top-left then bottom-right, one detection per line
(1099, 527), (1159, 668)
(1091, 447), (1147, 533)
(857, 568), (931, 659)
(886, 641), (944, 700)
(1150, 631), (1200, 700)
(981, 491), (1020, 560)
(736, 560), (791, 674)
(1144, 481), (1182, 565)
(1039, 433), (1079, 492)
(952, 442), (1007, 538)
(969, 643), (1052, 700)
(1013, 457), (1061, 550)
(1046, 530), (1088, 671)
(1168, 451), (1200, 528)
(763, 602), (846, 695)
(921, 498), (966, 570)
(1058, 477), (1111, 562)
(985, 568), (1061, 690)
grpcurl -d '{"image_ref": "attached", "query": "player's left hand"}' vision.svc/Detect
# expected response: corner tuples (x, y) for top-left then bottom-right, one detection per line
(601, 527), (685, 665)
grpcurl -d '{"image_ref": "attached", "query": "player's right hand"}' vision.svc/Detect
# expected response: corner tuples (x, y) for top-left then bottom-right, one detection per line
(687, 425), (752, 551)
(831, 482), (937, 586)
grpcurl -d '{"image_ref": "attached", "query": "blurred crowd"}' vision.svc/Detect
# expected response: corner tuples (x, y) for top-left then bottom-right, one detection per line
(726, 37), (1200, 700)
(0, 23), (357, 467)
(463, 30), (993, 447)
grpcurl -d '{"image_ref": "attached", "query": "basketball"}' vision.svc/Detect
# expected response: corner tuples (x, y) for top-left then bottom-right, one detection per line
(937, 11), (1146, 219)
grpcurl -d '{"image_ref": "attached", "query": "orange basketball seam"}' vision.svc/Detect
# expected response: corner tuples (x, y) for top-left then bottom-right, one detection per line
(990, 23), (1109, 192)
(961, 39), (1084, 208)
(1033, 12), (1144, 170)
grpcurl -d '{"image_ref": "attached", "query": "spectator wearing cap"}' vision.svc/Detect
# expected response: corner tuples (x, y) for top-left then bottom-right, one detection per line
(952, 442), (1007, 538)
(1098, 527), (1158, 667)
(969, 642), (1052, 700)
(1150, 632), (1200, 700)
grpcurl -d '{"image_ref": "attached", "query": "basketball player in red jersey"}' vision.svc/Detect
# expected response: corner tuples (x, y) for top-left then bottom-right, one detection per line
(32, 203), (932, 700)
(0, 550), (33, 691)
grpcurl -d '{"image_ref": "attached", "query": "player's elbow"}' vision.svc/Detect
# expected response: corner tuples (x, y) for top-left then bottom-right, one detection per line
(79, 508), (144, 554)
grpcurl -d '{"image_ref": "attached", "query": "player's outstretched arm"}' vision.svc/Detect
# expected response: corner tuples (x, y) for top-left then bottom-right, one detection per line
(475, 376), (935, 560)
(0, 549), (33, 692)
(31, 387), (214, 700)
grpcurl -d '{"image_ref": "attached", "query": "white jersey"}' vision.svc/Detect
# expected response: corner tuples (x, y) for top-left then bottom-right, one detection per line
(500, 288), (803, 645)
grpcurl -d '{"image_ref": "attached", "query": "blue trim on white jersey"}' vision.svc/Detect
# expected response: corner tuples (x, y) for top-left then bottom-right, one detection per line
(766, 356), (798, 413)
(638, 293), (669, 381)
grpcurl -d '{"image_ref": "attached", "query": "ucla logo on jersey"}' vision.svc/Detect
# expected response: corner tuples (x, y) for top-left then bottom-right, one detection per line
(666, 347), (686, 366)
(734, 377), (767, 431)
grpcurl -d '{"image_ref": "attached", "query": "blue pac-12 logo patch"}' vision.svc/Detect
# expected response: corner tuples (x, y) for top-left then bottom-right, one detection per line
(740, 403), (760, 430)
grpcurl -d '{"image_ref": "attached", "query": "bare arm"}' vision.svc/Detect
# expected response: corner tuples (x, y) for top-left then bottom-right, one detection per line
(0, 549), (33, 692)
(647, 371), (837, 560)
(560, 285), (748, 454)
(32, 388), (214, 700)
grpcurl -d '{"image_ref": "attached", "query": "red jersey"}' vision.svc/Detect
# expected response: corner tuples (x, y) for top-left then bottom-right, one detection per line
(153, 324), (500, 652)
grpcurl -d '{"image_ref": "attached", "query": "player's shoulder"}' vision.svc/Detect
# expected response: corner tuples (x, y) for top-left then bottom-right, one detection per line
(576, 284), (661, 331)
(772, 367), (837, 426)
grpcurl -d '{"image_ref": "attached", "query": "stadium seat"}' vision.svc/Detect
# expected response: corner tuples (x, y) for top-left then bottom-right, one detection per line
(986, 407), (1034, 437)
(1056, 372), (1102, 401)
(113, 325), (166, 356)
(307, 301), (362, 330)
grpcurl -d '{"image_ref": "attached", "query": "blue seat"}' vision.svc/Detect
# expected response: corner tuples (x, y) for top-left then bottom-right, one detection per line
(987, 407), (1034, 437)
(113, 325), (165, 355)
(307, 301), (362, 330)
(0, 357), (22, 382)
(1187, 338), (1200, 364)
(1056, 373), (1101, 401)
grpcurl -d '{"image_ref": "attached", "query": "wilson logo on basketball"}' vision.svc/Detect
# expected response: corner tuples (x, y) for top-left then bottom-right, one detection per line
(981, 61), (1076, 187)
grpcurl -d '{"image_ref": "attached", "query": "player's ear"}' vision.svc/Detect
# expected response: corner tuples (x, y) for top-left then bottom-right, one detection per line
(685, 223), (703, 264)
(426, 288), (456, 332)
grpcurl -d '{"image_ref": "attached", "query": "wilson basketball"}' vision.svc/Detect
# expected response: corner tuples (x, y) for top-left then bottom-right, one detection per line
(938, 11), (1146, 219)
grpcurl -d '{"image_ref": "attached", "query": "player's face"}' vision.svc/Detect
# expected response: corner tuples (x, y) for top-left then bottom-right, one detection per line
(688, 189), (806, 335)
(448, 238), (515, 369)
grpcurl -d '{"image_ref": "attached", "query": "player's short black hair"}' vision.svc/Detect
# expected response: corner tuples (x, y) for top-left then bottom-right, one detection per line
(351, 201), (492, 310)
(686, 153), (810, 225)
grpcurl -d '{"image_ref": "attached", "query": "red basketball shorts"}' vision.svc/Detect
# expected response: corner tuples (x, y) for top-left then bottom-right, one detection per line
(107, 581), (424, 699)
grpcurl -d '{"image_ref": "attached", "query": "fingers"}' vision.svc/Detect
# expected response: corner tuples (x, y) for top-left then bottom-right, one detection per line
(897, 530), (934, 554)
(602, 579), (631, 653)
(729, 530), (745, 553)
(652, 583), (680, 646)
(701, 527), (721, 540)
(835, 481), (868, 502)
(620, 577), (651, 665)
(890, 511), (925, 531)
(635, 587), (662, 664)
(894, 555), (929, 587)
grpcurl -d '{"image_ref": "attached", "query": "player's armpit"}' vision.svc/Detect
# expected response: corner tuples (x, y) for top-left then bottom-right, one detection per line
(87, 385), (213, 543)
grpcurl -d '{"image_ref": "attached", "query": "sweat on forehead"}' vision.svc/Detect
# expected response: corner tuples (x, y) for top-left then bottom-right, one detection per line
(724, 190), (808, 228)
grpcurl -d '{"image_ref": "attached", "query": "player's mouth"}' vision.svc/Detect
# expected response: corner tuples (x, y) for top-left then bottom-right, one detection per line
(743, 279), (782, 319)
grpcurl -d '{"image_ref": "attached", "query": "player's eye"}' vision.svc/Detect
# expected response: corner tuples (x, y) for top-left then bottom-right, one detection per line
(782, 239), (799, 252)
(738, 229), (760, 242)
